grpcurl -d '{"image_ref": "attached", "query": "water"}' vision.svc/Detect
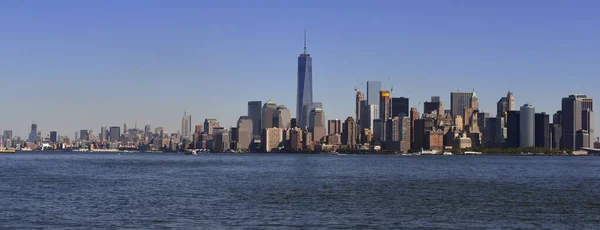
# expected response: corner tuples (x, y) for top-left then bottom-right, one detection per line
(1, 152), (599, 229)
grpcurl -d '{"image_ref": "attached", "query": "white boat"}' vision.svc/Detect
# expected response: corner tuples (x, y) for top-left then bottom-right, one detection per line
(464, 151), (482, 155)
(420, 148), (436, 155)
(443, 152), (453, 156)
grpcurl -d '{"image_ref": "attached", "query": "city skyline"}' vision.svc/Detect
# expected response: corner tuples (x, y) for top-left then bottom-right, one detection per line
(1, 1), (600, 138)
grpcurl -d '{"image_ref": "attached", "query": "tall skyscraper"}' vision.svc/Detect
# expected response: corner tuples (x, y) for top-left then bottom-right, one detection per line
(181, 109), (191, 140)
(50, 131), (58, 143)
(236, 116), (253, 151)
(506, 111), (520, 148)
(296, 31), (313, 129)
(520, 104), (535, 147)
(247, 101), (262, 140)
(410, 108), (420, 150)
(379, 90), (391, 121)
(262, 100), (278, 130)
(582, 108), (594, 148)
(497, 91), (515, 118)
(562, 94), (585, 150)
(342, 117), (356, 147)
(28, 122), (38, 142)
(273, 105), (291, 129)
(366, 81), (382, 106)
(367, 104), (379, 132)
(3, 130), (13, 141)
(80, 129), (89, 141)
(356, 91), (364, 124)
(535, 113), (550, 148)
(109, 126), (120, 143)
(203, 119), (220, 135)
(309, 108), (326, 142)
(391, 97), (409, 118)
(450, 91), (473, 118)
(144, 125), (151, 140)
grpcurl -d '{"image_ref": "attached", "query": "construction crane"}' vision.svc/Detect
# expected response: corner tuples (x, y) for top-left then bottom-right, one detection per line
(354, 82), (365, 92)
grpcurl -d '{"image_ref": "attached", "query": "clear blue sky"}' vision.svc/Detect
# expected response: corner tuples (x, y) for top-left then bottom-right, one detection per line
(1, 0), (599, 139)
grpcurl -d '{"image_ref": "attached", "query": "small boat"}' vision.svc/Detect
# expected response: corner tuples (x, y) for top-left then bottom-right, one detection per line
(419, 148), (436, 155)
(185, 149), (198, 155)
(464, 151), (482, 155)
(443, 152), (453, 156)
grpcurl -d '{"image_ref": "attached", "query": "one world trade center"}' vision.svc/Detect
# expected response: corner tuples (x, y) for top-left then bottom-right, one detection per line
(297, 30), (313, 129)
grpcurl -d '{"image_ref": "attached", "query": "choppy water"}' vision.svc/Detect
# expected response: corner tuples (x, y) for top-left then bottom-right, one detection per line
(1, 152), (599, 229)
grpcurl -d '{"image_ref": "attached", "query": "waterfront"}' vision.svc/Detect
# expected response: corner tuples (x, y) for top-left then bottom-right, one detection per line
(1, 152), (599, 228)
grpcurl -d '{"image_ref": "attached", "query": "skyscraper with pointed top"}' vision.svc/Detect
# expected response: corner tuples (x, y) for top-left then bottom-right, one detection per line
(181, 108), (191, 141)
(297, 30), (313, 129)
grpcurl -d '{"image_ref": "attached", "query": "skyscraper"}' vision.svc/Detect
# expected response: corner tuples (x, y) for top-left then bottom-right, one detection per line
(497, 91), (516, 118)
(391, 97), (409, 118)
(366, 81), (382, 106)
(379, 90), (391, 121)
(273, 105), (291, 129)
(181, 109), (191, 141)
(582, 108), (594, 148)
(328, 119), (342, 135)
(3, 130), (13, 141)
(506, 111), (520, 148)
(562, 94), (584, 150)
(80, 129), (89, 141)
(236, 116), (253, 151)
(309, 108), (326, 142)
(450, 91), (473, 118)
(247, 101), (262, 140)
(296, 31), (313, 129)
(520, 104), (535, 147)
(535, 112), (550, 148)
(50, 131), (58, 143)
(109, 126), (120, 143)
(356, 91), (364, 124)
(262, 100), (278, 130)
(203, 119), (220, 135)
(342, 117), (356, 147)
(28, 122), (38, 142)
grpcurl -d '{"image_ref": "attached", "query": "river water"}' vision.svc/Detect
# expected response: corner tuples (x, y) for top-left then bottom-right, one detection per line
(1, 152), (599, 229)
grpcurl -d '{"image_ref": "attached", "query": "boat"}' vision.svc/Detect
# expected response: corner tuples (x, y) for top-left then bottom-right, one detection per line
(0, 148), (16, 154)
(443, 152), (453, 156)
(185, 149), (198, 155)
(464, 151), (482, 155)
(420, 148), (436, 155)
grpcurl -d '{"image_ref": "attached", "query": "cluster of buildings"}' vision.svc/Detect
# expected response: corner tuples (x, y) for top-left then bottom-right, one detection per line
(1, 33), (598, 153)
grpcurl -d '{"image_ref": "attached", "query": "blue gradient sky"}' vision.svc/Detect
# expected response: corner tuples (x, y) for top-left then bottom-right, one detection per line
(1, 0), (599, 138)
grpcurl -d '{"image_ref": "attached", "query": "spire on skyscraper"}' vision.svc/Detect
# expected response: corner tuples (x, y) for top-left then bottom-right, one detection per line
(304, 29), (307, 54)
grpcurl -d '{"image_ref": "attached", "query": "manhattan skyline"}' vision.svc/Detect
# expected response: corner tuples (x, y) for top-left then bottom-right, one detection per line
(1, 1), (600, 138)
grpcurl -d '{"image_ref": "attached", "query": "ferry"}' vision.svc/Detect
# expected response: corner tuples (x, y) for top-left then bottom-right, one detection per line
(443, 152), (453, 156)
(0, 148), (16, 154)
(464, 151), (482, 155)
(419, 148), (436, 155)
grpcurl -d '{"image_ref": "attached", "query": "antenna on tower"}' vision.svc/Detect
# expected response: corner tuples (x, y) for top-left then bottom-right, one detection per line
(303, 29), (307, 54)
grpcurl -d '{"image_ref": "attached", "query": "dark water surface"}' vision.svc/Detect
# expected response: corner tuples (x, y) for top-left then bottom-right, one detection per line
(1, 152), (599, 229)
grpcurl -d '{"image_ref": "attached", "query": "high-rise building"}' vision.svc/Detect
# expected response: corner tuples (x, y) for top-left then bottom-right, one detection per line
(144, 125), (151, 140)
(50, 131), (58, 143)
(3, 130), (13, 141)
(356, 91), (364, 125)
(519, 104), (535, 147)
(398, 116), (411, 152)
(450, 92), (473, 118)
(273, 105), (291, 129)
(391, 97), (409, 118)
(109, 126), (121, 143)
(497, 91), (516, 118)
(506, 111), (520, 148)
(247, 101), (262, 140)
(367, 81), (382, 106)
(367, 104), (379, 132)
(471, 89), (479, 111)
(296, 31), (313, 129)
(550, 124), (562, 149)
(309, 108), (326, 142)
(80, 129), (89, 141)
(214, 131), (230, 152)
(410, 108), (420, 149)
(359, 100), (370, 132)
(289, 128), (303, 151)
(535, 112), (550, 148)
(290, 118), (297, 128)
(262, 100), (278, 130)
(562, 94), (585, 150)
(203, 119), (220, 135)
(373, 119), (383, 144)
(28, 122), (38, 142)
(582, 108), (594, 148)
(328, 119), (342, 135)
(181, 109), (191, 141)
(236, 116), (253, 151)
(342, 117), (356, 147)
(261, 128), (282, 152)
(379, 90), (391, 121)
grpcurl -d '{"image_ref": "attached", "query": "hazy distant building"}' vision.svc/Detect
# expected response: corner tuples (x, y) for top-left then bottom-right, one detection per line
(28, 123), (38, 142)
(273, 105), (291, 129)
(262, 100), (278, 130)
(181, 109), (191, 141)
(3, 130), (12, 142)
(143, 125), (151, 141)
(450, 91), (473, 118)
(262, 128), (282, 152)
(309, 108), (326, 142)
(328, 119), (342, 135)
(80, 130), (89, 141)
(535, 113), (550, 148)
(248, 101), (262, 140)
(506, 111), (520, 148)
(391, 97), (409, 118)
(50, 131), (58, 143)
(109, 126), (120, 143)
(204, 119), (220, 135)
(367, 81), (382, 106)
(236, 116), (253, 151)
(342, 117), (356, 147)
(297, 33), (313, 129)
